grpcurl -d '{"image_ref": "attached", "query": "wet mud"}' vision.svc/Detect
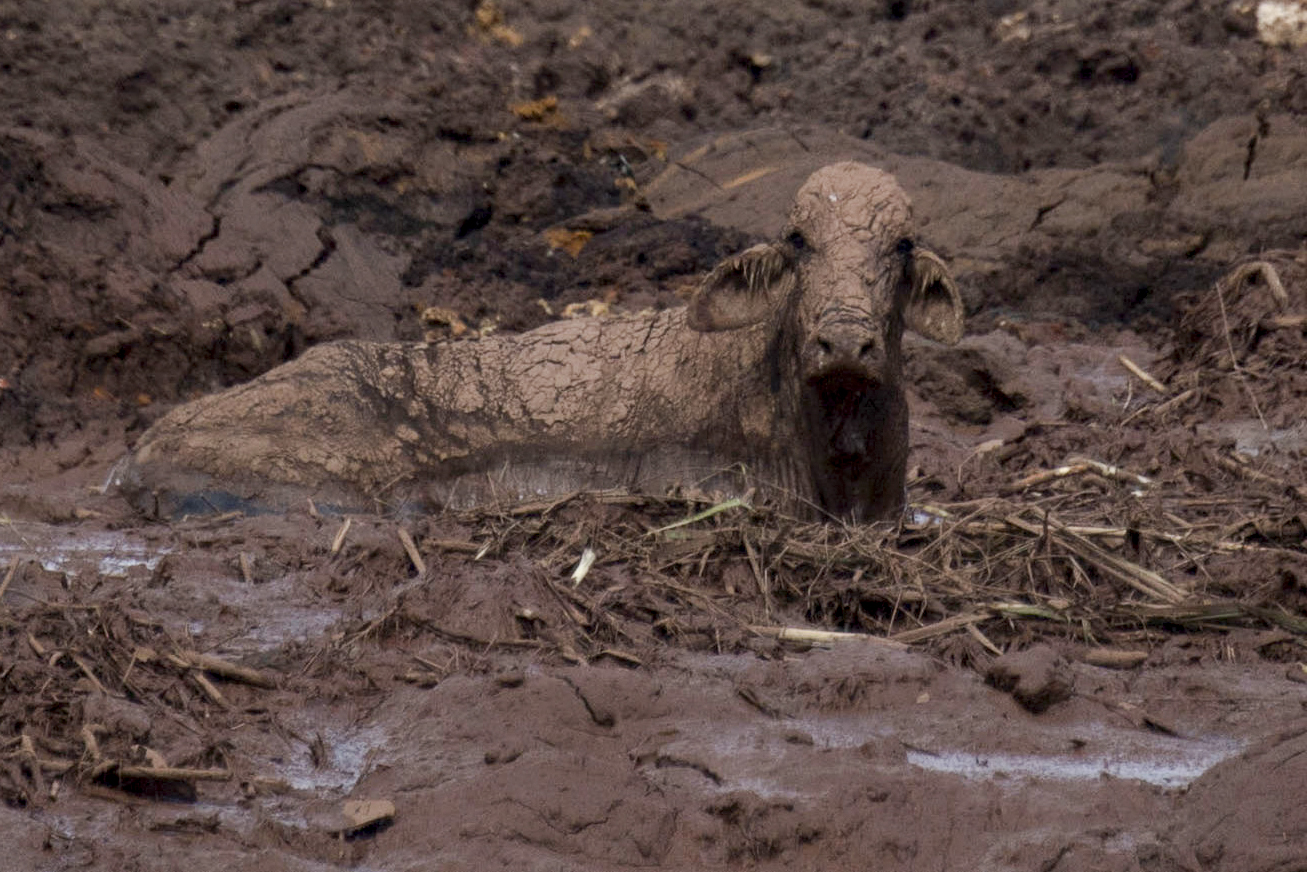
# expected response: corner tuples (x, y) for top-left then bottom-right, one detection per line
(2, 1), (1307, 870)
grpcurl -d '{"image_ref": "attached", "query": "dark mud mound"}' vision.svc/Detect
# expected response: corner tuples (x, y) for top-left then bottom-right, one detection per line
(7, 0), (1304, 176)
(0, 127), (223, 443)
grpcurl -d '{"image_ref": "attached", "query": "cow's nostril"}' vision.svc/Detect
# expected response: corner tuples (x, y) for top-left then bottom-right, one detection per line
(817, 338), (833, 355)
(858, 340), (876, 358)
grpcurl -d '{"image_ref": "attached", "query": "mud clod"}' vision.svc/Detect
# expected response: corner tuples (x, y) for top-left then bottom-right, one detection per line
(986, 645), (1075, 714)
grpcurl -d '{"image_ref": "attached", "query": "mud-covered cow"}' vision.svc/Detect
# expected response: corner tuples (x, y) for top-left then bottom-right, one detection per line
(119, 162), (965, 520)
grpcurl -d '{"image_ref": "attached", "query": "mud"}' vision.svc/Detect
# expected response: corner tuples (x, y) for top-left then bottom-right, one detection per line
(3, 1), (1307, 870)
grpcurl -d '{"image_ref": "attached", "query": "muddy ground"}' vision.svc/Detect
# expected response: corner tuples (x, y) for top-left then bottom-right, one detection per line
(3, 1), (1307, 870)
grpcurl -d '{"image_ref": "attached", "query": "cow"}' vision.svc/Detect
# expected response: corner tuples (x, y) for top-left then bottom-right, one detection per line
(117, 162), (965, 521)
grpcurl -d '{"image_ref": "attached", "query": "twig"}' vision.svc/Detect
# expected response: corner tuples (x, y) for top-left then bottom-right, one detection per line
(1067, 457), (1153, 488)
(70, 654), (108, 696)
(889, 612), (986, 644)
(594, 648), (643, 667)
(238, 552), (254, 584)
(174, 650), (277, 688)
(1003, 459), (1150, 494)
(189, 671), (228, 707)
(1213, 452), (1307, 500)
(81, 724), (103, 763)
(397, 527), (426, 575)
(330, 518), (352, 555)
(422, 622), (543, 649)
(1003, 463), (1093, 493)
(750, 625), (908, 649)
(1152, 388), (1197, 417)
(742, 535), (771, 618)
(1118, 355), (1168, 393)
(540, 574), (590, 626)
(0, 557), (18, 601)
(95, 763), (232, 782)
(428, 539), (484, 554)
(966, 621), (1003, 656)
(1080, 648), (1149, 669)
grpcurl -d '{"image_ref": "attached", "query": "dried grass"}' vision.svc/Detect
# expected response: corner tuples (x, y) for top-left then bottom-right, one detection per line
(449, 458), (1307, 662)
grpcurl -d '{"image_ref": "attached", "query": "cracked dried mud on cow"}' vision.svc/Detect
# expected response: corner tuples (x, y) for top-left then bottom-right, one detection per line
(118, 163), (965, 522)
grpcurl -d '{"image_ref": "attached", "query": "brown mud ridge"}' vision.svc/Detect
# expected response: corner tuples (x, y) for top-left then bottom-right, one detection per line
(2, 2), (1307, 870)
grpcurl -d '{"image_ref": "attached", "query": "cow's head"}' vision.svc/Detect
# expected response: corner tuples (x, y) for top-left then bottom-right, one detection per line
(687, 162), (965, 519)
(689, 162), (962, 383)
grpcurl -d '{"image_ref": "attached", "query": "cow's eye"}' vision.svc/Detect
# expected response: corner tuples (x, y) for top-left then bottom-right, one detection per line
(787, 230), (807, 251)
(895, 237), (914, 255)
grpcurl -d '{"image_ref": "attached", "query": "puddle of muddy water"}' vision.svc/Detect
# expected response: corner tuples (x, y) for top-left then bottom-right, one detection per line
(675, 713), (1242, 798)
(904, 739), (1241, 788)
(805, 714), (1241, 787)
(276, 720), (390, 794)
(0, 525), (167, 577)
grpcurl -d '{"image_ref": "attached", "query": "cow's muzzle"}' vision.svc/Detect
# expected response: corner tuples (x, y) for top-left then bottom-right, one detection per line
(806, 319), (886, 382)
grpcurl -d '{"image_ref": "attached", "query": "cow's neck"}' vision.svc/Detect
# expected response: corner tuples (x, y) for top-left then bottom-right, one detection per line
(799, 375), (908, 522)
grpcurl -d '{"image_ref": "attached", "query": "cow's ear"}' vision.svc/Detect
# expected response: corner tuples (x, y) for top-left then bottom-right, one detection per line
(688, 243), (792, 332)
(905, 248), (964, 345)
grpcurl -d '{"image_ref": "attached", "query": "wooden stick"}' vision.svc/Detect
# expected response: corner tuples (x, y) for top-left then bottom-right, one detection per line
(966, 621), (1003, 656)
(177, 650), (277, 688)
(189, 671), (229, 708)
(330, 518), (352, 555)
(1118, 355), (1168, 393)
(70, 653), (108, 696)
(889, 612), (984, 644)
(238, 552), (254, 584)
(595, 648), (644, 667)
(17, 756), (75, 775)
(107, 764), (232, 782)
(424, 624), (543, 649)
(751, 625), (908, 649)
(1004, 458), (1151, 494)
(398, 527), (426, 575)
(1067, 457), (1153, 487)
(1152, 388), (1196, 416)
(427, 539), (484, 554)
(743, 536), (771, 618)
(1003, 463), (1091, 493)
(1080, 648), (1149, 669)
(1213, 452), (1307, 500)
(0, 557), (18, 601)
(1212, 273), (1270, 430)
(19, 733), (45, 798)
(81, 724), (103, 762)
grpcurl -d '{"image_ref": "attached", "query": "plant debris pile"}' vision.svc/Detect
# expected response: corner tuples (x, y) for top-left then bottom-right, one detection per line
(1165, 249), (1307, 421)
